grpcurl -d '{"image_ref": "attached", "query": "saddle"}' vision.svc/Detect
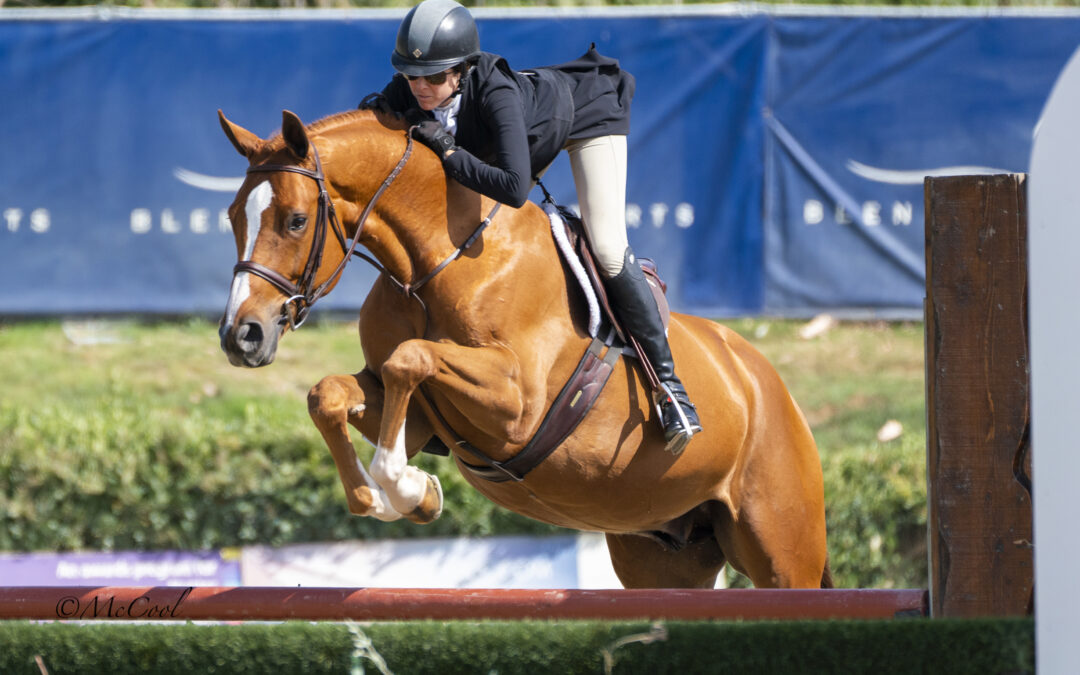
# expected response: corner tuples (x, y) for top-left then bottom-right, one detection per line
(545, 200), (671, 365)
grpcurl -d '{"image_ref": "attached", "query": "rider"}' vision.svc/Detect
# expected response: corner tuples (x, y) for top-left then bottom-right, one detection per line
(364, 0), (701, 450)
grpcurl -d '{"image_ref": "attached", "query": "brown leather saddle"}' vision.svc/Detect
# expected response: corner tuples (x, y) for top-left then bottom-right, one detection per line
(422, 199), (672, 485)
(550, 201), (671, 385)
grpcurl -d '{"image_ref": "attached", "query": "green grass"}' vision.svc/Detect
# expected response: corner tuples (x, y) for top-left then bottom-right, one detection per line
(0, 316), (926, 588)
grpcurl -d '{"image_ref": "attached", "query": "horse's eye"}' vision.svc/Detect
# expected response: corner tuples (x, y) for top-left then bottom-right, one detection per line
(288, 214), (308, 232)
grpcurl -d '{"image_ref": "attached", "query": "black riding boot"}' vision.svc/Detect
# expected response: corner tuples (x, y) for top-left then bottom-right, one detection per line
(605, 247), (702, 454)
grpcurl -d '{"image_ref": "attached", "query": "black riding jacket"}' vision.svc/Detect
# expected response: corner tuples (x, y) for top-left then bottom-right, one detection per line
(378, 46), (634, 207)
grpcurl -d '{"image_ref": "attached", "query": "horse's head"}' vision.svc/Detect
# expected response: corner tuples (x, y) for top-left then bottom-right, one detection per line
(217, 109), (354, 367)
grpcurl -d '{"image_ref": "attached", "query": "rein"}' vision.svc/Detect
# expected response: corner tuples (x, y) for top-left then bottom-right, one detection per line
(234, 128), (498, 331)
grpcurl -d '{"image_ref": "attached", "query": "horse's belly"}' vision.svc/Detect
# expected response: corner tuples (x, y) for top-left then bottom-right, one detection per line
(455, 435), (739, 532)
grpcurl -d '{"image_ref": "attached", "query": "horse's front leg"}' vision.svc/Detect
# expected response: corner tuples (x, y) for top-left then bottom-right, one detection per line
(372, 339), (525, 523)
(307, 367), (436, 522)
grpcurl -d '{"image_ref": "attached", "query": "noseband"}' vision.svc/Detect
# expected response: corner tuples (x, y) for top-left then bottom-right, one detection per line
(233, 128), (500, 332)
(235, 135), (412, 330)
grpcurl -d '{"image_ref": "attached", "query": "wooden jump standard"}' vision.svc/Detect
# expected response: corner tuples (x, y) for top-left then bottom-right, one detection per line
(0, 587), (927, 622)
(924, 175), (1034, 618)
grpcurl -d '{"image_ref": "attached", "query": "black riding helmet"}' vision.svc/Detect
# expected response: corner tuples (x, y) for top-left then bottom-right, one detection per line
(391, 0), (481, 77)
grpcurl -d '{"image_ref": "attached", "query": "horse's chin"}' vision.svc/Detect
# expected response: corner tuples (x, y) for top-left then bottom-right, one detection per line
(226, 348), (277, 369)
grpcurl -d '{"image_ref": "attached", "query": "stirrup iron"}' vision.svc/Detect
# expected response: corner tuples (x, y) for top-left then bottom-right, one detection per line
(655, 381), (697, 456)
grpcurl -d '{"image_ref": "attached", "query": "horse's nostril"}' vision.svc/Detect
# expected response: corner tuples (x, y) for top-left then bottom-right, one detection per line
(236, 321), (264, 351)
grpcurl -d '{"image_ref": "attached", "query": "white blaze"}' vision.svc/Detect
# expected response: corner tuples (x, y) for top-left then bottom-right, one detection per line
(223, 180), (273, 329)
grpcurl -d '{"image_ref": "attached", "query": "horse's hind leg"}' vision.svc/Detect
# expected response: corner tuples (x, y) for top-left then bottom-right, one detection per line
(605, 532), (726, 589)
(715, 463), (829, 589)
(307, 368), (437, 522)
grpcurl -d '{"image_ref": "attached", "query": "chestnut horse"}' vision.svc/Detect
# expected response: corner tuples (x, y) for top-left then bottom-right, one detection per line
(217, 108), (830, 589)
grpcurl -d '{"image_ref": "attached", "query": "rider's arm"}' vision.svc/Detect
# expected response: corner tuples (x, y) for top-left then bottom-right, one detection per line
(442, 81), (532, 208)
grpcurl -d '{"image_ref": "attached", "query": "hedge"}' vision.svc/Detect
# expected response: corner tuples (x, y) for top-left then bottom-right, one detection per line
(0, 618), (1033, 675)
(0, 319), (927, 589)
(0, 390), (925, 589)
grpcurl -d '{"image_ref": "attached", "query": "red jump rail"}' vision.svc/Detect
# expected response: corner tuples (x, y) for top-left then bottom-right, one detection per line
(0, 587), (928, 622)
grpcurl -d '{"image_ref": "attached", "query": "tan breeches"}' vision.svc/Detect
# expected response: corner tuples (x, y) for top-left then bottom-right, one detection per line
(565, 135), (630, 278)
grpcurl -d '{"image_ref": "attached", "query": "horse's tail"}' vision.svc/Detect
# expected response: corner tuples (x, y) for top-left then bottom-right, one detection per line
(820, 553), (834, 589)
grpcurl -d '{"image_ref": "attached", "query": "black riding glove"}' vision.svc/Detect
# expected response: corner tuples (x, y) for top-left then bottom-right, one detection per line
(358, 93), (395, 116)
(404, 108), (429, 126)
(411, 120), (457, 160)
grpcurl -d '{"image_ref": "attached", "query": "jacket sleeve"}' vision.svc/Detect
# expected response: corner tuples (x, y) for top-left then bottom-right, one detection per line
(442, 82), (533, 208)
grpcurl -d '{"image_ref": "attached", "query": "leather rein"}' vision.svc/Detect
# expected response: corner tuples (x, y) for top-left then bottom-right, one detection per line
(233, 130), (499, 330)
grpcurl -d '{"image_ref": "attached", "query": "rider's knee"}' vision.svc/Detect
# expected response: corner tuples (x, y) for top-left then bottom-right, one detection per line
(594, 240), (629, 278)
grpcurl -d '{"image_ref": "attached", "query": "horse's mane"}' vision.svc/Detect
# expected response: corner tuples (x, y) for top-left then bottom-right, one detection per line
(265, 109), (406, 150)
(307, 109), (377, 135)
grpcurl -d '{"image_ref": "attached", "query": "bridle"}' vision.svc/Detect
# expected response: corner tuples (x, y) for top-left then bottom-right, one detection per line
(233, 128), (499, 331)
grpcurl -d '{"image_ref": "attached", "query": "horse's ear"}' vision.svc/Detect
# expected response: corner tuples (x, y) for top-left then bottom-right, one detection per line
(281, 110), (309, 160)
(218, 109), (261, 159)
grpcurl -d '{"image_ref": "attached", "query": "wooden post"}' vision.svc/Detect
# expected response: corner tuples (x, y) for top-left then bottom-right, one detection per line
(924, 174), (1034, 617)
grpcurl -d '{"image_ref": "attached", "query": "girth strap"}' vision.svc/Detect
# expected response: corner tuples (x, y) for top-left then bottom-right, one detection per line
(427, 328), (621, 483)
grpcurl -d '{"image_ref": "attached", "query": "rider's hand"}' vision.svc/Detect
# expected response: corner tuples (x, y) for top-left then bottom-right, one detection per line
(358, 93), (396, 116)
(411, 120), (457, 160)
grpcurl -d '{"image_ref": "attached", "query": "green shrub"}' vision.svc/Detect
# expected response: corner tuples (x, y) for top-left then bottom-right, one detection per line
(0, 393), (561, 552)
(0, 619), (1034, 675)
(821, 436), (927, 589)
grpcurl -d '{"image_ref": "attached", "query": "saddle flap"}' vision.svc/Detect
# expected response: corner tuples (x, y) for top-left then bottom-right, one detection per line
(558, 210), (671, 338)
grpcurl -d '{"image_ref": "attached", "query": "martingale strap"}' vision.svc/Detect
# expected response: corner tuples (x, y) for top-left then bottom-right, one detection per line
(426, 327), (622, 483)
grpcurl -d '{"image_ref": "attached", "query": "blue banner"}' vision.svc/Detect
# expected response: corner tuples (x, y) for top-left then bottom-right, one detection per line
(1, 8), (1077, 317)
(763, 15), (1079, 315)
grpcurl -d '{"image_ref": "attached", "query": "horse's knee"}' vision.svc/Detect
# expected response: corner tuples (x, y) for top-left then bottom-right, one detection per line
(308, 375), (368, 428)
(381, 341), (435, 388)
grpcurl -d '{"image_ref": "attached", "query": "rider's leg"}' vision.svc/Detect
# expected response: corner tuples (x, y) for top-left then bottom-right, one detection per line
(605, 247), (703, 451)
(565, 135), (702, 451)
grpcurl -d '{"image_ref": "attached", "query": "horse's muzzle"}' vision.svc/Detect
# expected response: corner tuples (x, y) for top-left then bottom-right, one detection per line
(219, 317), (279, 368)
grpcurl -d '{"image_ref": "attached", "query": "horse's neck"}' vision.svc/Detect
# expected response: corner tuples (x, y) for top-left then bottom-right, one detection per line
(322, 117), (566, 323)
(323, 119), (456, 284)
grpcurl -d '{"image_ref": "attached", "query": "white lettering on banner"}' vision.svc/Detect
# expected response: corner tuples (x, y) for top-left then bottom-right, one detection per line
(30, 209), (50, 233)
(4, 208), (22, 232)
(190, 209), (209, 234)
(893, 201), (914, 226)
(863, 201), (882, 226)
(161, 209), (181, 234)
(802, 199), (914, 227)
(623, 203), (694, 229)
(3, 208), (50, 233)
(53, 558), (222, 582)
(130, 209), (232, 234)
(674, 203), (695, 228)
(649, 203), (669, 228)
(131, 209), (152, 234)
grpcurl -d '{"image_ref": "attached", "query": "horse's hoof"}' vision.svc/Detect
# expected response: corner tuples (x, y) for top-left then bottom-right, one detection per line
(405, 473), (443, 524)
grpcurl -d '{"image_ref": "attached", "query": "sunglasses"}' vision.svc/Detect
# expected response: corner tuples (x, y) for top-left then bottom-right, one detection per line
(403, 70), (453, 85)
